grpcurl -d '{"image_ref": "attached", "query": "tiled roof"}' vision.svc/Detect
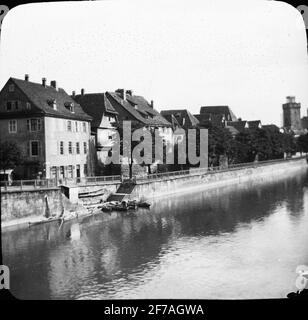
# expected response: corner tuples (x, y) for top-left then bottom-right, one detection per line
(160, 113), (181, 128)
(197, 112), (224, 127)
(73, 93), (118, 128)
(247, 120), (261, 129)
(226, 120), (247, 132)
(200, 105), (238, 121)
(160, 109), (199, 128)
(106, 92), (171, 127)
(8, 78), (92, 121)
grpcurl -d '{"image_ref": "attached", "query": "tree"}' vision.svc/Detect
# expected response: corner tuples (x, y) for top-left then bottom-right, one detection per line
(204, 124), (234, 167)
(0, 141), (23, 176)
(297, 134), (308, 154)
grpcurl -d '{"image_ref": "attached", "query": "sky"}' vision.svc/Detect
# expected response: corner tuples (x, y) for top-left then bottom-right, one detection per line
(0, 0), (307, 126)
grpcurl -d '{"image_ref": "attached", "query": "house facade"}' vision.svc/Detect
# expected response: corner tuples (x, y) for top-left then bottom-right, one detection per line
(0, 75), (92, 180)
(72, 91), (119, 175)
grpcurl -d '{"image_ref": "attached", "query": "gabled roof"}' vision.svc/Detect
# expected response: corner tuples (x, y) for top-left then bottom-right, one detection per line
(6, 78), (92, 121)
(160, 113), (181, 128)
(73, 93), (118, 128)
(160, 109), (199, 128)
(247, 120), (261, 129)
(226, 120), (247, 133)
(197, 112), (225, 127)
(200, 105), (238, 121)
(106, 91), (171, 127)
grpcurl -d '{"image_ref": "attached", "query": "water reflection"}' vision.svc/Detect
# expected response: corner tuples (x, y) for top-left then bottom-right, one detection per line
(2, 168), (308, 299)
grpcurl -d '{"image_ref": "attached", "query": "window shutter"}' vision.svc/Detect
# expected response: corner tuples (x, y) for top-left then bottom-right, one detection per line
(27, 119), (30, 131)
(27, 141), (30, 156)
(38, 141), (42, 156)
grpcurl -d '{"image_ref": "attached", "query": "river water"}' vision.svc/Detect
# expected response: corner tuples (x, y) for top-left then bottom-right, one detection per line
(2, 168), (308, 300)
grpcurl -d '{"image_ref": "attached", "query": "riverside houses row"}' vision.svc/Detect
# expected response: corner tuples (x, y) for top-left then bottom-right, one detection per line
(0, 75), (92, 180)
(0, 76), (174, 180)
(73, 88), (173, 176)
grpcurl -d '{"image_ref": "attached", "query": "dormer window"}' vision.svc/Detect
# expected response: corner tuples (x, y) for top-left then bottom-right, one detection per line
(47, 99), (57, 110)
(9, 84), (15, 92)
(65, 102), (75, 113)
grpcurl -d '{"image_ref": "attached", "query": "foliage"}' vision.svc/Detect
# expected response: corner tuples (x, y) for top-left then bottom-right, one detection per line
(0, 141), (23, 173)
(297, 134), (308, 154)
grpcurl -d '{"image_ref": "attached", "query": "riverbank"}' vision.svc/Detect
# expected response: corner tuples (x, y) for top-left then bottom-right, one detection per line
(127, 157), (308, 200)
(1, 157), (307, 229)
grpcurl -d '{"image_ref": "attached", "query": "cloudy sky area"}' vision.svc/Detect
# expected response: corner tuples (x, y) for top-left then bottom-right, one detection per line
(0, 0), (307, 125)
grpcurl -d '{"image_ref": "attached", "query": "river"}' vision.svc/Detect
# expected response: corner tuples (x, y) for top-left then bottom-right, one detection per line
(2, 168), (308, 299)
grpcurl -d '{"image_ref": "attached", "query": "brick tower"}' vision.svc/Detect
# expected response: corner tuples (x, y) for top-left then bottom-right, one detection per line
(282, 96), (302, 132)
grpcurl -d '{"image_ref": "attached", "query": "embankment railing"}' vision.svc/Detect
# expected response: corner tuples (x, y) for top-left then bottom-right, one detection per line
(0, 156), (306, 191)
(135, 155), (307, 182)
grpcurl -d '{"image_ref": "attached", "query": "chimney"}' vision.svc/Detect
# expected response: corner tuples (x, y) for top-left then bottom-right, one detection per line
(50, 80), (57, 90)
(42, 77), (47, 87)
(126, 89), (133, 96)
(72, 91), (76, 97)
(150, 100), (154, 108)
(25, 74), (29, 81)
(81, 88), (85, 96)
(115, 88), (125, 100)
(286, 96), (295, 103)
(50, 80), (58, 90)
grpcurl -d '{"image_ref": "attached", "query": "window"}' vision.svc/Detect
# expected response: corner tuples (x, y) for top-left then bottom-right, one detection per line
(14, 101), (20, 110)
(60, 141), (64, 155)
(27, 119), (41, 132)
(26, 102), (31, 110)
(60, 166), (65, 178)
(8, 120), (17, 133)
(9, 84), (15, 92)
(76, 165), (80, 178)
(67, 165), (73, 178)
(83, 122), (86, 132)
(65, 102), (74, 113)
(68, 142), (72, 154)
(50, 166), (57, 179)
(30, 141), (40, 156)
(84, 164), (88, 176)
(76, 142), (80, 154)
(83, 142), (87, 154)
(67, 121), (72, 132)
(6, 101), (12, 111)
(75, 121), (78, 132)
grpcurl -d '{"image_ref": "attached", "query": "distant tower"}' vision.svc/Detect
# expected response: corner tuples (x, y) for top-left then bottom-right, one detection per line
(282, 96), (301, 131)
